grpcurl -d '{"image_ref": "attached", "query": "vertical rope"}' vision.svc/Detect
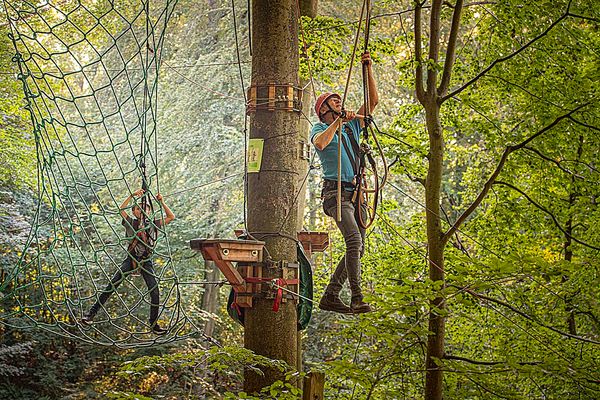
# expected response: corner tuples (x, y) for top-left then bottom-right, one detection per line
(341, 0), (368, 108)
(231, 0), (251, 234)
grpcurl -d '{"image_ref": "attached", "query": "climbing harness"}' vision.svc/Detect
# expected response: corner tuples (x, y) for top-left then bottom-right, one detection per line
(332, 0), (388, 229)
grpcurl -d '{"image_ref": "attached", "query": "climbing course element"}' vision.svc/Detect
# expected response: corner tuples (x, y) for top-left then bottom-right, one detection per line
(0, 0), (208, 348)
(191, 231), (327, 331)
(246, 83), (303, 113)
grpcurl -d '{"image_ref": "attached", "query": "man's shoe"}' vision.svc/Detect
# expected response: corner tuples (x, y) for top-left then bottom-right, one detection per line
(151, 323), (168, 335)
(350, 297), (372, 314)
(319, 293), (352, 314)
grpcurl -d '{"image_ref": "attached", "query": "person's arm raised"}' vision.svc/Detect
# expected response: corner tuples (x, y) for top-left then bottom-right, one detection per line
(357, 52), (379, 128)
(120, 188), (144, 219)
(312, 111), (357, 150)
(156, 193), (175, 225)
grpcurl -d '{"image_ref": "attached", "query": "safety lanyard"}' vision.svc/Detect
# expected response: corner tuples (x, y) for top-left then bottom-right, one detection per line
(340, 124), (361, 178)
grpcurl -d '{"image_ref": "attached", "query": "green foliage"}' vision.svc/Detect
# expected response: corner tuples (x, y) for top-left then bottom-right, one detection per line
(103, 346), (302, 399)
(2, 0), (600, 398)
(303, 1), (600, 399)
(0, 341), (33, 378)
(300, 16), (397, 85)
(0, 24), (35, 190)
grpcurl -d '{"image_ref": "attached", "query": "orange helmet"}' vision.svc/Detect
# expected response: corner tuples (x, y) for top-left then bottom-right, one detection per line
(314, 92), (341, 121)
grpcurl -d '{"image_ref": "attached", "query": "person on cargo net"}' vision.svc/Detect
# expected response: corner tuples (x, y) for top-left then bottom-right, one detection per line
(310, 52), (378, 314)
(82, 189), (175, 334)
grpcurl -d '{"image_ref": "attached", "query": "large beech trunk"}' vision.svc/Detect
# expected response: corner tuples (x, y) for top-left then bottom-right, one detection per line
(244, 0), (300, 393)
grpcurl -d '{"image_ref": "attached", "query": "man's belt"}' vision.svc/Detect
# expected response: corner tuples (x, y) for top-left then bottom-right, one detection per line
(323, 179), (355, 191)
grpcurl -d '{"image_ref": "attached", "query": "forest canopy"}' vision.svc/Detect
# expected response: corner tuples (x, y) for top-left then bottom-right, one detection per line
(0, 0), (598, 398)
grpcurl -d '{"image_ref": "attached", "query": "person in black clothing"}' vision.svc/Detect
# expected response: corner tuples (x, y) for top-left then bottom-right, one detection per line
(82, 189), (175, 334)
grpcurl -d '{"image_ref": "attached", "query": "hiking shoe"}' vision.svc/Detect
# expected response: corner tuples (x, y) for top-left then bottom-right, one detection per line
(350, 297), (372, 314)
(318, 293), (352, 314)
(81, 313), (94, 325)
(151, 323), (168, 335)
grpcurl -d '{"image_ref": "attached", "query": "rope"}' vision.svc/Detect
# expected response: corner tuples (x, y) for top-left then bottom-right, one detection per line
(295, 0), (317, 100)
(1, 0), (217, 348)
(166, 172), (244, 197)
(341, 0), (367, 108)
(229, 0), (252, 238)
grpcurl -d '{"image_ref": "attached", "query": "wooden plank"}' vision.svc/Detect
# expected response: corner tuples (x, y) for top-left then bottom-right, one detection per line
(237, 264), (254, 307)
(247, 86), (257, 113)
(190, 238), (265, 248)
(256, 263), (263, 294)
(204, 247), (245, 288)
(268, 83), (275, 110)
(189, 239), (265, 263)
(218, 244), (263, 263)
(283, 263), (299, 301)
(297, 231), (329, 253)
(287, 85), (293, 109)
(302, 371), (325, 400)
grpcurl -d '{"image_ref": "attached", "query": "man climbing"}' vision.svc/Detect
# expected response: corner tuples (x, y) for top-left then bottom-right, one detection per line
(82, 189), (175, 334)
(311, 51), (378, 314)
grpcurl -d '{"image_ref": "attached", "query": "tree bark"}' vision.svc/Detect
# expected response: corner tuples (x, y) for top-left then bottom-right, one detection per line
(424, 102), (445, 400)
(244, 0), (299, 393)
(295, 0), (318, 381)
(416, 2), (463, 398)
(564, 134), (584, 335)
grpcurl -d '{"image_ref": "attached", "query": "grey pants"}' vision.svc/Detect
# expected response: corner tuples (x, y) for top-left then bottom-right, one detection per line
(324, 194), (367, 300)
(88, 257), (160, 324)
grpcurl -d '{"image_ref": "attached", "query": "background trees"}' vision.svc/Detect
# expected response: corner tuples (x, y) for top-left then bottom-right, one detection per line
(1, 0), (599, 398)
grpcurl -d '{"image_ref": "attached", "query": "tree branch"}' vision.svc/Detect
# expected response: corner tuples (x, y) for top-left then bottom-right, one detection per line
(415, 1), (426, 103)
(569, 115), (600, 132)
(493, 180), (600, 251)
(566, 12), (600, 23)
(444, 354), (541, 366)
(459, 286), (600, 345)
(523, 146), (583, 178)
(486, 74), (564, 110)
(344, 2), (497, 26)
(438, 0), (464, 98)
(427, 0), (443, 96)
(464, 375), (514, 399)
(575, 310), (600, 332)
(442, 8), (570, 102)
(442, 105), (586, 243)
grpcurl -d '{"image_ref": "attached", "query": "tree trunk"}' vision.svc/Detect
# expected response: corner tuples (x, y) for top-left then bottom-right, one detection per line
(201, 260), (219, 337)
(564, 134), (584, 335)
(424, 103), (445, 400)
(415, 1), (463, 396)
(244, 0), (299, 393)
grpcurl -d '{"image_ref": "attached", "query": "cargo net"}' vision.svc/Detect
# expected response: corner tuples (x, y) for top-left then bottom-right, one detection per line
(0, 0), (212, 348)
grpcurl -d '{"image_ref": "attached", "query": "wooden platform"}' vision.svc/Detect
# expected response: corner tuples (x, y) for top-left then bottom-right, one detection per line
(233, 230), (329, 258)
(297, 231), (329, 257)
(190, 238), (265, 307)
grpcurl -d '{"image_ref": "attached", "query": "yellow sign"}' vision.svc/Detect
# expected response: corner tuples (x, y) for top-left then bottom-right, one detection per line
(247, 139), (264, 173)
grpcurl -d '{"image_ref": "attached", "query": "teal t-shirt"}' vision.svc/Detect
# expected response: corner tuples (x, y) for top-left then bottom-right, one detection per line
(310, 119), (361, 184)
